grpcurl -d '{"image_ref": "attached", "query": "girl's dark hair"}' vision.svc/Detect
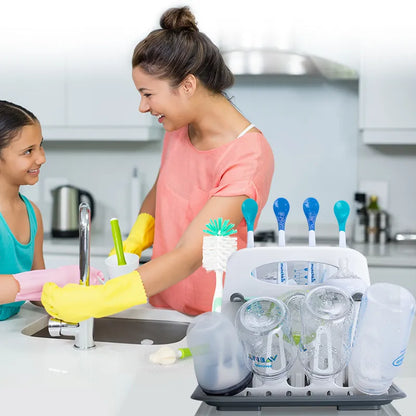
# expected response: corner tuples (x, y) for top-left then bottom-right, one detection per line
(0, 100), (38, 153)
(132, 6), (234, 94)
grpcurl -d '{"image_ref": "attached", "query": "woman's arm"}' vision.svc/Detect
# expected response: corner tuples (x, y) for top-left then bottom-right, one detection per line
(139, 172), (158, 217)
(40, 194), (249, 322)
(138, 194), (247, 297)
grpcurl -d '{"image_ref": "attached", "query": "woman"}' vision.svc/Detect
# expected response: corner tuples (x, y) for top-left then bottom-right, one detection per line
(41, 6), (274, 321)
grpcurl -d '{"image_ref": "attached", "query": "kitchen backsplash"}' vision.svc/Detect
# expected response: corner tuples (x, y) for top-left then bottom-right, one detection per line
(21, 77), (415, 239)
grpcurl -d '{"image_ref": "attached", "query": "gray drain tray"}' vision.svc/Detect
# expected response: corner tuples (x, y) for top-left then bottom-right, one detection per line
(191, 383), (406, 411)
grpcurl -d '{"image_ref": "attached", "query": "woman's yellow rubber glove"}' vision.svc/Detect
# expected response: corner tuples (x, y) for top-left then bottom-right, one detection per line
(109, 213), (155, 257)
(41, 271), (147, 323)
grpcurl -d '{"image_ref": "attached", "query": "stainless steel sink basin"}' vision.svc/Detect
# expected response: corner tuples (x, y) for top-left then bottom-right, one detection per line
(23, 316), (189, 345)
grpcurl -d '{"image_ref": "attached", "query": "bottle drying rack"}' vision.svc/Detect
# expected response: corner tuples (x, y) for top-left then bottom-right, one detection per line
(191, 246), (406, 411)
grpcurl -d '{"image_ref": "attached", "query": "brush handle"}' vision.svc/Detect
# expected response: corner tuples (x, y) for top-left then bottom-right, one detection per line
(247, 230), (254, 248)
(110, 218), (126, 266)
(177, 347), (192, 359)
(303, 198), (319, 284)
(278, 230), (286, 247)
(339, 231), (347, 248)
(308, 229), (316, 247)
(307, 230), (316, 283)
(212, 270), (224, 312)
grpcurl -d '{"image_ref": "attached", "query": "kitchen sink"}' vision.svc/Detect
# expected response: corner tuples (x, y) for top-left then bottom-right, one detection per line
(22, 315), (189, 345)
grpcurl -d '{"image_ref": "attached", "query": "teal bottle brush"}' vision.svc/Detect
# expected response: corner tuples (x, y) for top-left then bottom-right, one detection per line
(202, 218), (238, 312)
(334, 200), (350, 248)
(241, 198), (258, 248)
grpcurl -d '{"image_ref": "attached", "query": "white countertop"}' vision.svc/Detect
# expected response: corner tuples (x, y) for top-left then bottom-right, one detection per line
(351, 242), (416, 268)
(1, 303), (200, 416)
(2, 302), (415, 416)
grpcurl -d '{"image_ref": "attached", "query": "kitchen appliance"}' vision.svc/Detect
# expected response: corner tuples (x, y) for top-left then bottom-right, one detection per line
(51, 185), (95, 238)
(221, 49), (358, 79)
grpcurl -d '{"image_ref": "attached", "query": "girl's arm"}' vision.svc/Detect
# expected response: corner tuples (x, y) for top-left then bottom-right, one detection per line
(138, 194), (247, 297)
(0, 274), (19, 304)
(30, 203), (45, 306)
(31, 202), (45, 270)
(0, 203), (46, 305)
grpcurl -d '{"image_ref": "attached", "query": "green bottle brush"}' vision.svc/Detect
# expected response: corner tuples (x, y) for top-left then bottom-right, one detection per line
(110, 218), (126, 266)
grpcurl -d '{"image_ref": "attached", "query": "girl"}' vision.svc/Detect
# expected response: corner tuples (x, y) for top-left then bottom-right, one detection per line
(0, 100), (46, 320)
(0, 101), (103, 318)
(41, 6), (275, 322)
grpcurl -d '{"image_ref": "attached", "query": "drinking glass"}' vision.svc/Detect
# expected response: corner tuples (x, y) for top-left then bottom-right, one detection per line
(350, 283), (415, 395)
(235, 297), (297, 380)
(299, 285), (354, 379)
(104, 252), (139, 281)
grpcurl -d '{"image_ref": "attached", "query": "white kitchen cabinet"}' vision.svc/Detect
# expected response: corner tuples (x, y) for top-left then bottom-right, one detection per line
(0, 28), (163, 141)
(0, 29), (66, 127)
(359, 23), (416, 144)
(50, 28), (163, 141)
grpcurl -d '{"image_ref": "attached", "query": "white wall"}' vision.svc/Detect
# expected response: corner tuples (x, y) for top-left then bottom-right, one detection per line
(13, 0), (416, 239)
(23, 77), (359, 240)
(357, 143), (416, 234)
(229, 77), (359, 236)
(24, 77), (415, 240)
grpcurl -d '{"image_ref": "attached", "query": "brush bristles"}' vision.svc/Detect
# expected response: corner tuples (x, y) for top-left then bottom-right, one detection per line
(202, 236), (237, 272)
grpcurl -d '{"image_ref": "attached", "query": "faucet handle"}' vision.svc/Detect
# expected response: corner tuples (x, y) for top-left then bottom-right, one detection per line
(48, 317), (79, 337)
(79, 202), (91, 286)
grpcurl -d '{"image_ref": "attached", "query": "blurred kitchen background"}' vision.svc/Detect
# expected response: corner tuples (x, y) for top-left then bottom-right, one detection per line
(1, 0), (415, 240)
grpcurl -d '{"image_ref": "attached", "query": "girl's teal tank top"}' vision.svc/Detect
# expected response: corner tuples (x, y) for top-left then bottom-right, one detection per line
(0, 194), (37, 320)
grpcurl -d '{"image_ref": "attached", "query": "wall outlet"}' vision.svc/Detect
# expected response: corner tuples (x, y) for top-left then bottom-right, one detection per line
(44, 177), (69, 203)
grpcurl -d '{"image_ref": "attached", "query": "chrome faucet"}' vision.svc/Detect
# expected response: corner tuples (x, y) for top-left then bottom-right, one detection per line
(48, 202), (95, 350)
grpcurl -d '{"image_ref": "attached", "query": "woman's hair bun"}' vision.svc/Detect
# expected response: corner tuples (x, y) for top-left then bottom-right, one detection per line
(160, 6), (198, 32)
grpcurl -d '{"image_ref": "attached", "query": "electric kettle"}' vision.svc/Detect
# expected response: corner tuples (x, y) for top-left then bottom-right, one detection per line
(51, 185), (95, 238)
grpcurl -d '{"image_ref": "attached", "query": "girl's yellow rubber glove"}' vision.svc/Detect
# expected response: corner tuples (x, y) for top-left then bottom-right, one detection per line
(109, 213), (155, 257)
(41, 271), (147, 323)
